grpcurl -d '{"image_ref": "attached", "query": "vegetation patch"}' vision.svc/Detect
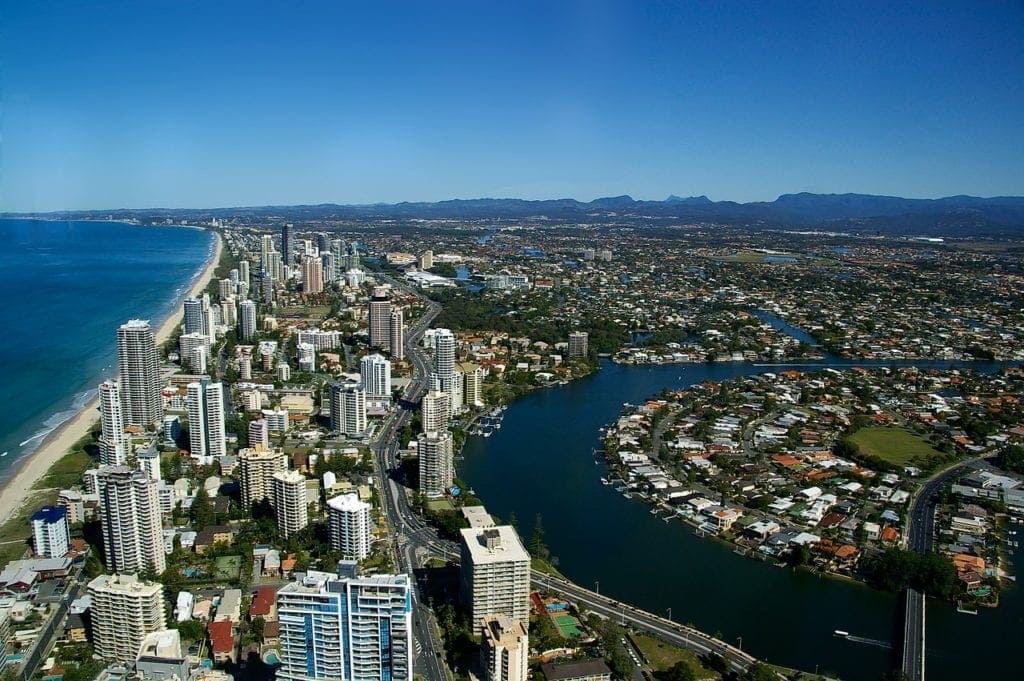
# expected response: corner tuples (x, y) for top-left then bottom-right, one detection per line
(630, 632), (716, 679)
(845, 426), (944, 469)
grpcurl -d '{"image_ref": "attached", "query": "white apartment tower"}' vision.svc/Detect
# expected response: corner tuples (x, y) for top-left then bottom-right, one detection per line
(481, 617), (529, 681)
(360, 354), (391, 398)
(459, 525), (531, 625)
(31, 506), (70, 559)
(117, 320), (162, 429)
(248, 417), (270, 448)
(183, 297), (205, 336)
(276, 572), (412, 681)
(417, 431), (454, 498)
(238, 445), (287, 509)
(368, 287), (392, 350)
(458, 363), (485, 409)
(96, 466), (166, 575)
(273, 470), (309, 539)
(390, 308), (405, 360)
(330, 385), (367, 436)
(239, 299), (257, 341)
(186, 379), (226, 464)
(420, 390), (451, 434)
(88, 574), (166, 662)
(327, 493), (371, 560)
(98, 379), (128, 466)
(568, 331), (589, 359)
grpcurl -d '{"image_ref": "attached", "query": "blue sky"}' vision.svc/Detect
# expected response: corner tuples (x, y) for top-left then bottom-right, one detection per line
(1, 0), (1022, 211)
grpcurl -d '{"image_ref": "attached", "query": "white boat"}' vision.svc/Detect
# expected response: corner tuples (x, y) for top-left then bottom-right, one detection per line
(0, 451), (6, 457)
(834, 630), (849, 638)
(600, 477), (610, 485)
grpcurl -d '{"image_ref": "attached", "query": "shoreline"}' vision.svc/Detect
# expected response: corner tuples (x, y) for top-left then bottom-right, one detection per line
(0, 228), (223, 527)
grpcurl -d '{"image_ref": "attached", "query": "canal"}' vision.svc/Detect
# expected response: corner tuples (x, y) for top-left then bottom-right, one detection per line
(457, 358), (1022, 680)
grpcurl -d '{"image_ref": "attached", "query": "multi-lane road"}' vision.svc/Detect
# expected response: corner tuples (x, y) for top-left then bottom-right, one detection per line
(371, 280), (758, 679)
(900, 457), (988, 681)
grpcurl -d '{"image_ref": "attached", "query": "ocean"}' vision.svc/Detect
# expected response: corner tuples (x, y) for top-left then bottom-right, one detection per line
(0, 218), (215, 484)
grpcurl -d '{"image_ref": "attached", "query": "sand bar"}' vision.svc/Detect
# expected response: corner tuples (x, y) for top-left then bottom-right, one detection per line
(0, 229), (223, 527)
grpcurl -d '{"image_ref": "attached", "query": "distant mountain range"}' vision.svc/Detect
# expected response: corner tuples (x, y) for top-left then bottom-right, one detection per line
(7, 192), (1024, 237)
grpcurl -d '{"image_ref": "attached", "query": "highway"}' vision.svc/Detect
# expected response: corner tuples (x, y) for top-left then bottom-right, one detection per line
(900, 457), (986, 681)
(370, 278), (759, 679)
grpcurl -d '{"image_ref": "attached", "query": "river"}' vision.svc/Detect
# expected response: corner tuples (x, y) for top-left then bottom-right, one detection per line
(457, 357), (1023, 680)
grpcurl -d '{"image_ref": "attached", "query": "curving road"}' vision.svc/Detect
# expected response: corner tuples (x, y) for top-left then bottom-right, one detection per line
(371, 279), (761, 678)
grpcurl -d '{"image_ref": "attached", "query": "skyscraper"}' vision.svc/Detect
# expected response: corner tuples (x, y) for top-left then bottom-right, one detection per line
(389, 308), (405, 360)
(330, 385), (366, 436)
(186, 379), (226, 464)
(480, 617), (529, 681)
(238, 445), (287, 509)
(417, 431), (453, 498)
(88, 574), (166, 662)
(272, 470), (309, 539)
(98, 379), (128, 466)
(117, 320), (162, 429)
(368, 287), (391, 350)
(459, 525), (531, 625)
(282, 223), (293, 267)
(458, 362), (485, 409)
(568, 331), (589, 359)
(248, 417), (269, 448)
(239, 299), (257, 341)
(360, 354), (391, 398)
(276, 572), (411, 681)
(31, 506), (70, 559)
(420, 390), (451, 434)
(183, 297), (205, 336)
(178, 332), (210, 373)
(327, 493), (371, 560)
(302, 254), (324, 294)
(96, 466), (166, 574)
(431, 328), (458, 399)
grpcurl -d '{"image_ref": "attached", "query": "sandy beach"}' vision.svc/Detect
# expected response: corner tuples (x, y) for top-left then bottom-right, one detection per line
(0, 229), (223, 527)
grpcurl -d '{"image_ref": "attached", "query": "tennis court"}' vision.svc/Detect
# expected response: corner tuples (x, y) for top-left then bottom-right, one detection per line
(551, 611), (581, 637)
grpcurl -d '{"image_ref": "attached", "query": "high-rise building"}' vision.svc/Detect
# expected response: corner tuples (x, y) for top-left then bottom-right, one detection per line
(297, 343), (316, 372)
(568, 331), (589, 359)
(183, 297), (205, 336)
(330, 239), (346, 278)
(480, 617), (529, 681)
(458, 363), (485, 409)
(282, 223), (293, 266)
(277, 572), (411, 681)
(302, 255), (324, 294)
(239, 299), (257, 341)
(137, 448), (161, 481)
(417, 431), (453, 498)
(239, 260), (250, 287)
(31, 506), (70, 559)
(330, 385), (366, 436)
(368, 287), (391, 350)
(179, 332), (210, 373)
(117, 320), (162, 429)
(186, 379), (226, 464)
(96, 466), (166, 574)
(327, 493), (371, 560)
(433, 328), (456, 378)
(98, 379), (128, 466)
(248, 418), (269, 448)
(389, 309), (405, 360)
(316, 233), (330, 255)
(420, 390), (451, 434)
(345, 243), (360, 271)
(360, 354), (391, 398)
(419, 250), (434, 270)
(459, 525), (531, 625)
(321, 252), (337, 284)
(273, 470), (309, 539)
(202, 294), (218, 343)
(88, 574), (166, 662)
(218, 278), (234, 300)
(238, 445), (287, 509)
(262, 407), (290, 432)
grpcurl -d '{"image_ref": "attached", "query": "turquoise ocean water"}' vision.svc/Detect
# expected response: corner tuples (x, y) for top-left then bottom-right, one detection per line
(0, 219), (214, 484)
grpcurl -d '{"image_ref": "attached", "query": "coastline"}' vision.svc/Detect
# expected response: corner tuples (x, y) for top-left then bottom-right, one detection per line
(0, 229), (223, 527)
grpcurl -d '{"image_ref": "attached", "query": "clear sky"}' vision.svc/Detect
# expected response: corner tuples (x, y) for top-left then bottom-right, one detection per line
(1, 0), (1022, 212)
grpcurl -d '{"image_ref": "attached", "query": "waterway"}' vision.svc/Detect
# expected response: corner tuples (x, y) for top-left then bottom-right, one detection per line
(458, 357), (1023, 680)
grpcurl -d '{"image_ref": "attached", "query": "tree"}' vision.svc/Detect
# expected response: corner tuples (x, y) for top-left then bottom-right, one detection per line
(997, 444), (1024, 475)
(739, 663), (777, 681)
(190, 485), (215, 531)
(530, 513), (550, 560)
(662, 662), (696, 681)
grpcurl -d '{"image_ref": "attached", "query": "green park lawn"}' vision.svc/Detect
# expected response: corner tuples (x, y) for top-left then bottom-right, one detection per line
(847, 427), (942, 467)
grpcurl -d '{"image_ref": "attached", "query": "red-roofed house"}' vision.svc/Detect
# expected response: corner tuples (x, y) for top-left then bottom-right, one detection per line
(250, 585), (279, 621)
(207, 620), (235, 664)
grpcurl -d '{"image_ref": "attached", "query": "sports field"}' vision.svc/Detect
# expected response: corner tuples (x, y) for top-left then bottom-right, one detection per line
(847, 427), (942, 466)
